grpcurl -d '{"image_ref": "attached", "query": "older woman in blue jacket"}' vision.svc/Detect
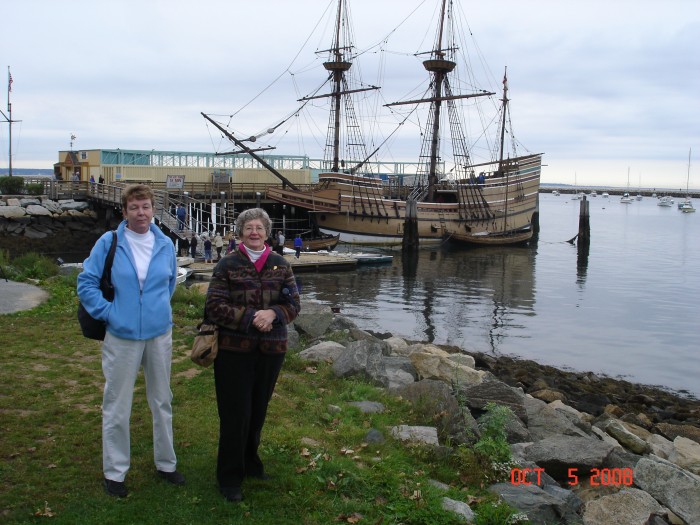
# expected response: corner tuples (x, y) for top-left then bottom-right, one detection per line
(77, 184), (184, 498)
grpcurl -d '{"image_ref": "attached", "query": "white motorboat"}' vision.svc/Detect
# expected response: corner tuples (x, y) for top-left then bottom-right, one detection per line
(657, 196), (674, 207)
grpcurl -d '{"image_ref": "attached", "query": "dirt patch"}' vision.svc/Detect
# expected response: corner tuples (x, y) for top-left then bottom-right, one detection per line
(175, 368), (201, 379)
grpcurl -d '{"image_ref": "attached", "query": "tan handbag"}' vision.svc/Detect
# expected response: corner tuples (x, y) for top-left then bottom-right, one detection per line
(190, 321), (218, 367)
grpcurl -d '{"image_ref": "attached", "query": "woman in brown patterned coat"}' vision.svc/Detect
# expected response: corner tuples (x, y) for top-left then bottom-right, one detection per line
(205, 208), (300, 503)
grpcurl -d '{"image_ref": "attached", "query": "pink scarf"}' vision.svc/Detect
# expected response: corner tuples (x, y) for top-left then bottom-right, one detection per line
(238, 243), (271, 273)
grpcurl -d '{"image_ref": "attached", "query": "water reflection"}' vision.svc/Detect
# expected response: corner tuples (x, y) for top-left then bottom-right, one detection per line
(576, 241), (589, 286)
(302, 245), (537, 354)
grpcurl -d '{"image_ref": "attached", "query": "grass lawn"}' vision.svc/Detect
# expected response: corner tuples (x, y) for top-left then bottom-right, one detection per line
(0, 269), (520, 525)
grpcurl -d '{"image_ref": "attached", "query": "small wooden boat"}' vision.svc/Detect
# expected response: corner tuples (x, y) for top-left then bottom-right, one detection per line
(284, 233), (340, 252)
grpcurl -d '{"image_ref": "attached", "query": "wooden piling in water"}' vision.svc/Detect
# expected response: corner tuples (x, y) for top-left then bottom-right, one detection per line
(402, 199), (419, 251)
(578, 195), (590, 247)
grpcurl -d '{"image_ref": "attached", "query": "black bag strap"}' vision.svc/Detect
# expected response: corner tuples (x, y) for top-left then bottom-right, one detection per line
(101, 231), (117, 286)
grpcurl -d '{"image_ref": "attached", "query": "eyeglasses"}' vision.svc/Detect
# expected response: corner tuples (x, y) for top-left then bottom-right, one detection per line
(242, 225), (266, 233)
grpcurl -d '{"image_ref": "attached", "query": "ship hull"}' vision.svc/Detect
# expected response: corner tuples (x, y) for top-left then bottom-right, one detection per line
(267, 154), (541, 247)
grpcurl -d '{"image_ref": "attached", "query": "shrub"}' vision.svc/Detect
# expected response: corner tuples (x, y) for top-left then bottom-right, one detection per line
(9, 252), (59, 280)
(473, 402), (513, 463)
(0, 175), (25, 195)
(25, 182), (45, 195)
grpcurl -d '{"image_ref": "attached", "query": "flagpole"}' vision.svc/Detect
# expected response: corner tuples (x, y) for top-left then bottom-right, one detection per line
(7, 67), (12, 177)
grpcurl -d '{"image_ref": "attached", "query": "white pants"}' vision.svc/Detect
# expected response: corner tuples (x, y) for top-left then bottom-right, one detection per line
(101, 330), (176, 482)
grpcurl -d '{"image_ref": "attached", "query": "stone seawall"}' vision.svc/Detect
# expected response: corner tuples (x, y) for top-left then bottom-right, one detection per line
(0, 196), (120, 261)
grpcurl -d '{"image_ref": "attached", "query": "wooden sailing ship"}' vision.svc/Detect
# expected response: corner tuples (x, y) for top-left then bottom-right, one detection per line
(208, 0), (543, 247)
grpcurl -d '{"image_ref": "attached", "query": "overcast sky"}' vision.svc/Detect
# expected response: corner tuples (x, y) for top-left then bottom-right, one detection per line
(2, 0), (699, 190)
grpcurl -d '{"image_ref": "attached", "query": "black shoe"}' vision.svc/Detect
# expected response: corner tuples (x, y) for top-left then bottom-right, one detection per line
(103, 478), (128, 498)
(157, 469), (186, 486)
(220, 486), (243, 503)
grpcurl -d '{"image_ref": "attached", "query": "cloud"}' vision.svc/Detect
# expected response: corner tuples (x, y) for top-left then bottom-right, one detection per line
(1, 0), (699, 189)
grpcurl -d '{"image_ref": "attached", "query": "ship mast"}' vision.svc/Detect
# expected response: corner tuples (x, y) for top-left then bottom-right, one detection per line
(296, 0), (378, 174)
(423, 0), (454, 201)
(324, 0), (350, 173)
(385, 0), (494, 202)
(499, 68), (510, 230)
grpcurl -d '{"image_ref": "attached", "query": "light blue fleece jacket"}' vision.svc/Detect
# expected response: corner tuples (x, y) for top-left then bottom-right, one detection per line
(77, 221), (177, 341)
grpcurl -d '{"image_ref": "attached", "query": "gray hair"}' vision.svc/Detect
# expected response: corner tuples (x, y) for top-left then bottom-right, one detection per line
(235, 208), (272, 238)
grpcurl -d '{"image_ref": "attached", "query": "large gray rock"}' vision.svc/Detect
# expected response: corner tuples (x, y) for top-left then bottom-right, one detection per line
(19, 198), (41, 206)
(23, 227), (49, 239)
(647, 433), (674, 460)
(58, 200), (90, 211)
(382, 356), (417, 389)
(328, 314), (357, 331)
(332, 340), (387, 386)
(390, 425), (439, 446)
(523, 435), (615, 481)
(294, 302), (334, 338)
(40, 199), (62, 214)
(298, 341), (346, 363)
(654, 422), (700, 445)
(391, 379), (478, 445)
(634, 456), (700, 525)
(24, 204), (52, 216)
(458, 380), (528, 424)
(409, 346), (486, 386)
(582, 488), (663, 525)
(668, 436), (700, 475)
(441, 497), (474, 522)
(384, 336), (409, 355)
(603, 419), (652, 455)
(0, 205), (26, 218)
(489, 483), (583, 524)
(525, 396), (590, 440)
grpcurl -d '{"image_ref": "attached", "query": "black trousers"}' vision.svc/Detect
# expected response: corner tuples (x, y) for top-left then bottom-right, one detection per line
(213, 348), (285, 488)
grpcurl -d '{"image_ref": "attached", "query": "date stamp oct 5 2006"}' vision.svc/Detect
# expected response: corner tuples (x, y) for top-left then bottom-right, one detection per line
(510, 467), (634, 487)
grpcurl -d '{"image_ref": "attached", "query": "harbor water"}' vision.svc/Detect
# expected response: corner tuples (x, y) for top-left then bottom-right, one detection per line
(299, 193), (700, 397)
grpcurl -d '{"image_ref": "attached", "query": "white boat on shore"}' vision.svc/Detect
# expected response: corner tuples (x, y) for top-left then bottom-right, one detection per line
(176, 266), (190, 284)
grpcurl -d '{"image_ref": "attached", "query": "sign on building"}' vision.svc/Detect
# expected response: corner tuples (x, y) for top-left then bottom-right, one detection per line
(166, 175), (185, 189)
(212, 169), (231, 184)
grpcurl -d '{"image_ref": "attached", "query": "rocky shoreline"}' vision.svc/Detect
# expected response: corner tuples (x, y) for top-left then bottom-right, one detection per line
(0, 196), (119, 259)
(290, 302), (700, 525)
(466, 351), (700, 432)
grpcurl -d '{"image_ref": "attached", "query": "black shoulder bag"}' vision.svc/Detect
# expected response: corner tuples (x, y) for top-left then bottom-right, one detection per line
(77, 231), (117, 340)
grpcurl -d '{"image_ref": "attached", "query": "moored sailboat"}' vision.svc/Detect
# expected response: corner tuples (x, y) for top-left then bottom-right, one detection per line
(679, 148), (695, 213)
(260, 0), (543, 247)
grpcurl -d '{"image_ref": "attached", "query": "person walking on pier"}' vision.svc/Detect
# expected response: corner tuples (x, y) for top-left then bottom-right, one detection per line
(203, 235), (213, 264)
(190, 232), (198, 259)
(214, 232), (224, 260)
(176, 205), (187, 231)
(276, 230), (285, 256)
(293, 234), (303, 259)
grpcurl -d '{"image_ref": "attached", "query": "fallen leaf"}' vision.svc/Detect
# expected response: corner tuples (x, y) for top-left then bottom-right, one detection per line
(34, 502), (55, 518)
